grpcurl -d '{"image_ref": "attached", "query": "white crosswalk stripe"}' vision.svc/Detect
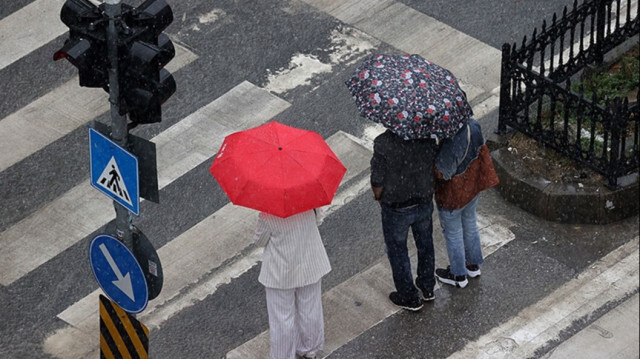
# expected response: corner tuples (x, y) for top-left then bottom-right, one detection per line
(0, 0), (67, 70)
(300, 0), (501, 102)
(448, 237), (639, 359)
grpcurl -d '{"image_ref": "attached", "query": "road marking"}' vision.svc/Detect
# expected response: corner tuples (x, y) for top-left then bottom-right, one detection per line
(264, 27), (379, 94)
(0, 43), (197, 173)
(540, 293), (639, 359)
(0, 81), (290, 287)
(44, 130), (377, 358)
(225, 209), (516, 358)
(299, 0), (501, 102)
(447, 236), (639, 359)
(0, 0), (66, 70)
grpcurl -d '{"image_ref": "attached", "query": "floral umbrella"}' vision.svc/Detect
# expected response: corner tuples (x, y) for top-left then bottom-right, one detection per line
(346, 54), (473, 140)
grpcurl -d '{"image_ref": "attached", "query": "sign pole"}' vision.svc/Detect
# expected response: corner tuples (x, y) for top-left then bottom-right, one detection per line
(104, 0), (133, 249)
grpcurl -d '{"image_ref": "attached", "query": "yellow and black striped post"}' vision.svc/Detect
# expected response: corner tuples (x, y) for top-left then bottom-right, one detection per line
(99, 294), (149, 359)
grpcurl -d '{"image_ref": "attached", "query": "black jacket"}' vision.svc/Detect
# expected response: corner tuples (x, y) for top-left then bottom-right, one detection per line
(370, 130), (436, 208)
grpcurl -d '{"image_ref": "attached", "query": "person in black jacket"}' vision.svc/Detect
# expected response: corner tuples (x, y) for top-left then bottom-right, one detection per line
(370, 129), (437, 311)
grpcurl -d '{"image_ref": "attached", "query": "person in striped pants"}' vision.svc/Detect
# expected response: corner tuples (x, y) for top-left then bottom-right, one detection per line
(254, 208), (331, 359)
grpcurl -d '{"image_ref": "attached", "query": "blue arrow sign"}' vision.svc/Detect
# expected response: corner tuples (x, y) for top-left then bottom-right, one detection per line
(89, 234), (148, 314)
(89, 127), (140, 215)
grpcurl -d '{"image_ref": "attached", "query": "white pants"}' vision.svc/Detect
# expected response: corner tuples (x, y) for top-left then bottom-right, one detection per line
(265, 280), (324, 359)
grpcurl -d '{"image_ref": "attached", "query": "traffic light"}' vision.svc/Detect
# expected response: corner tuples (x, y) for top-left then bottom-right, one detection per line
(53, 0), (108, 90)
(119, 0), (176, 125)
(54, 0), (176, 126)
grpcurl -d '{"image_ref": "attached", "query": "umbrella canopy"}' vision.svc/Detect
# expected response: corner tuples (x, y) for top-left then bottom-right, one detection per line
(209, 121), (347, 218)
(346, 53), (472, 140)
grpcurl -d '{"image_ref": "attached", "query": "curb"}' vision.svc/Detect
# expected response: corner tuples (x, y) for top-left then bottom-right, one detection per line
(490, 146), (639, 224)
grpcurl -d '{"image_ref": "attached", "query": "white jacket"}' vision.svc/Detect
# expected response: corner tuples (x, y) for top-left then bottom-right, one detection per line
(254, 209), (331, 289)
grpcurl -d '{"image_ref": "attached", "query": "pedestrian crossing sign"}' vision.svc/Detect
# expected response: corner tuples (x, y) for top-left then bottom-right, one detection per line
(89, 127), (140, 215)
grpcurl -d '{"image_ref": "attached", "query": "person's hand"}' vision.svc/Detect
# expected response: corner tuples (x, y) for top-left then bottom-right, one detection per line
(372, 186), (383, 203)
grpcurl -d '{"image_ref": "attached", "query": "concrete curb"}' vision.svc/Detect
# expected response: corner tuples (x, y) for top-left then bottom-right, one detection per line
(490, 146), (639, 224)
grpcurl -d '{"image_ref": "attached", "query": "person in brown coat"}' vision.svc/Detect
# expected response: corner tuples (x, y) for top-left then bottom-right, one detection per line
(433, 118), (499, 288)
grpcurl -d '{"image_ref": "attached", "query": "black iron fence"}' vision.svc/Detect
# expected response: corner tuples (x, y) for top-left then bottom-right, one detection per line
(498, 0), (639, 187)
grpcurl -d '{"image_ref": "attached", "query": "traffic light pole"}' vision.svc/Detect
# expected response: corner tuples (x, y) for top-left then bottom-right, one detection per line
(105, 0), (133, 249)
(56, 0), (176, 251)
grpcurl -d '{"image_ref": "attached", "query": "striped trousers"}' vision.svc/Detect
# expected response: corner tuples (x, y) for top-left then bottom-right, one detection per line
(265, 280), (324, 359)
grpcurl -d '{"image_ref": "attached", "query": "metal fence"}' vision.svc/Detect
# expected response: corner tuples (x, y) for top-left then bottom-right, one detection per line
(498, 0), (639, 188)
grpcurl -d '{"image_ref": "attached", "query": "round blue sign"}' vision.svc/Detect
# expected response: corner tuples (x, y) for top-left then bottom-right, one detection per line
(89, 234), (149, 314)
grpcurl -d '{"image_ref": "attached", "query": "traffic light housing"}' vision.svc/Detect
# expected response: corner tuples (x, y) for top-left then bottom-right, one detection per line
(54, 0), (176, 126)
(119, 0), (176, 125)
(53, 0), (108, 89)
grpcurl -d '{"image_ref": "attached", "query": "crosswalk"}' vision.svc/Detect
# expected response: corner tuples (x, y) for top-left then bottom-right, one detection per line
(1, 0), (637, 358)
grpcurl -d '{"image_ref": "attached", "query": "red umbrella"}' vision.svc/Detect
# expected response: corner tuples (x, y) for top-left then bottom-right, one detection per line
(209, 121), (347, 218)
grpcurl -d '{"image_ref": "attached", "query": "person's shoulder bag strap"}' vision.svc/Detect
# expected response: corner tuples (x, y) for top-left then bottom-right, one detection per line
(461, 124), (471, 162)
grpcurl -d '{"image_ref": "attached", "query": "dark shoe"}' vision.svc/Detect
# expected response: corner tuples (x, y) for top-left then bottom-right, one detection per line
(435, 267), (468, 288)
(466, 264), (481, 278)
(415, 281), (435, 301)
(389, 292), (423, 311)
(419, 289), (435, 302)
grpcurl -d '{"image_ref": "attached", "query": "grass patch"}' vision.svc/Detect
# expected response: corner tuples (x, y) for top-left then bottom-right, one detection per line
(574, 44), (639, 104)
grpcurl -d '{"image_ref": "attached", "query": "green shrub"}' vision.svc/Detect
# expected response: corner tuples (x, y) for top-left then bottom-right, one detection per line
(576, 44), (639, 104)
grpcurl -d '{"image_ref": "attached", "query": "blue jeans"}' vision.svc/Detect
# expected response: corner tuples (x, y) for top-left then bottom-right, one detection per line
(436, 196), (484, 276)
(381, 203), (435, 300)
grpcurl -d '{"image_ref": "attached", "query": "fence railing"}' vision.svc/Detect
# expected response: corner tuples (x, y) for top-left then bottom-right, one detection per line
(499, 0), (639, 188)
